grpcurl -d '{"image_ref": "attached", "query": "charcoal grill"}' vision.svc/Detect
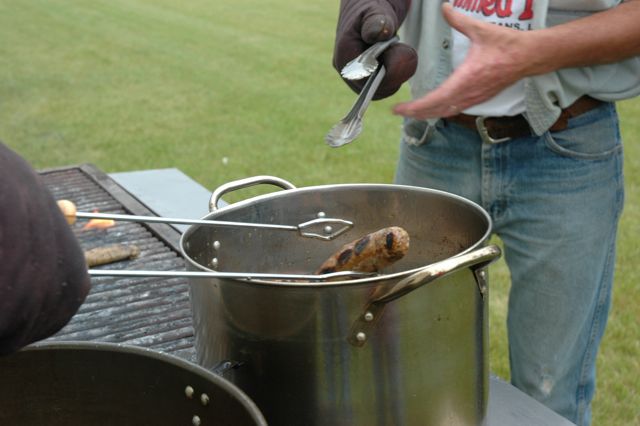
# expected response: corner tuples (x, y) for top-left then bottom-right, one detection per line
(35, 164), (574, 426)
(41, 164), (196, 361)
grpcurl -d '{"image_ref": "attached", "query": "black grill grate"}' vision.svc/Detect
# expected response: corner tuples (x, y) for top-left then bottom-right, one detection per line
(40, 164), (196, 361)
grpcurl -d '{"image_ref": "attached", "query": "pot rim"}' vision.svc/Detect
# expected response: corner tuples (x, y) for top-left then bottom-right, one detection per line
(21, 340), (267, 425)
(180, 182), (493, 287)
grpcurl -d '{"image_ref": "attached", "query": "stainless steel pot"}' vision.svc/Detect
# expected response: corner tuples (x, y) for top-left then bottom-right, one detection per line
(181, 176), (501, 426)
(0, 341), (267, 426)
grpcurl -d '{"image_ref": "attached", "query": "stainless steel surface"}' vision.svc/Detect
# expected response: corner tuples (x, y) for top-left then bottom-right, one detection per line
(348, 245), (501, 348)
(182, 178), (496, 426)
(340, 36), (399, 80)
(209, 175), (296, 212)
(0, 341), (266, 426)
(74, 210), (353, 241)
(372, 245), (501, 304)
(110, 168), (212, 233)
(325, 64), (387, 147)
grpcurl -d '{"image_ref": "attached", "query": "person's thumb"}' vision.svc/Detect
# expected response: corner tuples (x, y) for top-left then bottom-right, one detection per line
(360, 3), (402, 44)
(441, 3), (481, 41)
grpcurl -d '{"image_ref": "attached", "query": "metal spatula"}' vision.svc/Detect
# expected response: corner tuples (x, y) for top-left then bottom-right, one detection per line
(340, 36), (399, 81)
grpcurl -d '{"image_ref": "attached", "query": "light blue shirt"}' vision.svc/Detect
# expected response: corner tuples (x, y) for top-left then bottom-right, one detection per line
(401, 0), (640, 134)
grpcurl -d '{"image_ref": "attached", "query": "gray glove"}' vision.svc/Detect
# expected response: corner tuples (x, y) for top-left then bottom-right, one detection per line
(0, 143), (91, 355)
(333, 0), (418, 99)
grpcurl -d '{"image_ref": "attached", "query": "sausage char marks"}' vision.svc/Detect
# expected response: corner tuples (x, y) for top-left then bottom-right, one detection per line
(315, 226), (410, 274)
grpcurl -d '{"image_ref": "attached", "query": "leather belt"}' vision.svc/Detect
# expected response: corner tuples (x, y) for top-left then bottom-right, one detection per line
(444, 95), (604, 144)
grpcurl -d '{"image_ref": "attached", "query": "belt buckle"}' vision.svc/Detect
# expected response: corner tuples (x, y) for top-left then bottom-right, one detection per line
(475, 116), (510, 144)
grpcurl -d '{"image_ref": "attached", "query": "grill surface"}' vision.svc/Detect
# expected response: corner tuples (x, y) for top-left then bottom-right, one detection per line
(40, 164), (196, 361)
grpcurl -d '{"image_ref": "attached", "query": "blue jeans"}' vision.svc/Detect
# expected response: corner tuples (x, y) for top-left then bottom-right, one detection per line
(394, 102), (624, 426)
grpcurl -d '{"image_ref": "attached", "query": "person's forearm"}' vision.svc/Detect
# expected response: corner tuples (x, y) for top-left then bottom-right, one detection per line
(525, 0), (640, 76)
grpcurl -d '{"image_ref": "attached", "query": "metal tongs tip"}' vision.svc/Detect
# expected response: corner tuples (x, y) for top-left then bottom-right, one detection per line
(326, 36), (400, 148)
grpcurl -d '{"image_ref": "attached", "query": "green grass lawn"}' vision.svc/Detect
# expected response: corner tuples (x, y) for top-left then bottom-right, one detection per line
(1, 1), (638, 424)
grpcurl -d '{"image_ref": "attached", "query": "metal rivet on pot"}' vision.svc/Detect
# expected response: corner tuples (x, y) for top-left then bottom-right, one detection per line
(185, 386), (194, 399)
(200, 393), (210, 406)
(192, 415), (201, 426)
(364, 312), (374, 322)
(317, 211), (326, 218)
(210, 257), (219, 269)
(356, 332), (367, 343)
(213, 240), (221, 250)
(324, 225), (333, 235)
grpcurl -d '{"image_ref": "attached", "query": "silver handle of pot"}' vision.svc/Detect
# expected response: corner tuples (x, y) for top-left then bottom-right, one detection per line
(348, 244), (501, 347)
(209, 176), (297, 212)
(374, 244), (501, 304)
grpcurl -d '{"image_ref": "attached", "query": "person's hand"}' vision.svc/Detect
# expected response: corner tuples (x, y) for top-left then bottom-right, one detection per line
(0, 143), (91, 355)
(393, 3), (531, 118)
(333, 0), (418, 99)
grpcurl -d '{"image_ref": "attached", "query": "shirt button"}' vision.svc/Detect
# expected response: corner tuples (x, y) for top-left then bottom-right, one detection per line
(442, 39), (450, 49)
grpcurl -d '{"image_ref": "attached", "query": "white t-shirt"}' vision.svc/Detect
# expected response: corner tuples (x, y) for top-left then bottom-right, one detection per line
(450, 0), (536, 116)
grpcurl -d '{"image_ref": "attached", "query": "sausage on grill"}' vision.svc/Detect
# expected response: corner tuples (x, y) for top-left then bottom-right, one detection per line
(85, 244), (140, 267)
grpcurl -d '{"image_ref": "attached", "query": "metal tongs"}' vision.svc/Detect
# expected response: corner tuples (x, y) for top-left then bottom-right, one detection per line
(325, 65), (386, 148)
(88, 269), (374, 282)
(59, 202), (353, 241)
(76, 208), (373, 281)
(326, 37), (399, 148)
(340, 36), (399, 81)
(58, 177), (376, 281)
(60, 206), (374, 281)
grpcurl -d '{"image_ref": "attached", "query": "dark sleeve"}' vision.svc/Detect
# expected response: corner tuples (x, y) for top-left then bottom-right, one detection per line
(0, 143), (91, 355)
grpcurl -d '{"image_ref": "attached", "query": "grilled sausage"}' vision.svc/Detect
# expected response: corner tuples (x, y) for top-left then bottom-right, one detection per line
(85, 244), (140, 267)
(315, 226), (410, 274)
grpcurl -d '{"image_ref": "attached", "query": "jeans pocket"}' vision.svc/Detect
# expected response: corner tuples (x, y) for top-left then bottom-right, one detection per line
(543, 102), (622, 160)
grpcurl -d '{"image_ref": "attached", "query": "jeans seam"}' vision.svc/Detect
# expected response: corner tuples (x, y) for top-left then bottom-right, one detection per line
(575, 259), (604, 424)
(574, 189), (621, 425)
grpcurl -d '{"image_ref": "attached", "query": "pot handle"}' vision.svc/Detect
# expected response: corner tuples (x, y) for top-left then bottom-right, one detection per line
(209, 175), (297, 212)
(348, 244), (501, 347)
